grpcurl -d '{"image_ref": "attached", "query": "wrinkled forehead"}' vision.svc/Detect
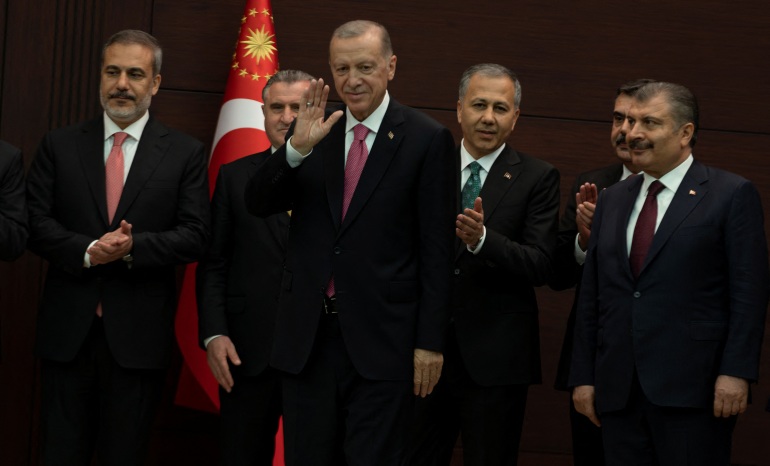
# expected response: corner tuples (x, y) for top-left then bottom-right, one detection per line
(628, 94), (672, 120)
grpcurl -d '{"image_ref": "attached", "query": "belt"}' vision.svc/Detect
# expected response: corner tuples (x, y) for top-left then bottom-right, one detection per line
(323, 295), (338, 315)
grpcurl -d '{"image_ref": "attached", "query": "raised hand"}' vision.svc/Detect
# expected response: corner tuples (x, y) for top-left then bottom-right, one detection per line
(290, 78), (344, 155)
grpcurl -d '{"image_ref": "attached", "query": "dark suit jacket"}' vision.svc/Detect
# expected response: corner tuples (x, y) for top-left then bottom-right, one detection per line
(27, 115), (210, 369)
(245, 99), (455, 381)
(197, 149), (289, 376)
(452, 146), (560, 386)
(0, 140), (28, 261)
(570, 161), (770, 413)
(551, 163), (623, 391)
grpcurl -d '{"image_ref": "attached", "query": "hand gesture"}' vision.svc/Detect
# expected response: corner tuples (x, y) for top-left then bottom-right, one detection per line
(88, 220), (133, 265)
(456, 197), (484, 248)
(291, 78), (344, 155)
(576, 183), (598, 250)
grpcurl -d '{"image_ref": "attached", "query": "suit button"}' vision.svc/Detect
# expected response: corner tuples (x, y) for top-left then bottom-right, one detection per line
(333, 247), (341, 255)
(454, 268), (461, 275)
(633, 291), (641, 298)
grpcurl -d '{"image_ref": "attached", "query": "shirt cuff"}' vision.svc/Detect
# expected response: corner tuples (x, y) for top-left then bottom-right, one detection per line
(83, 240), (98, 267)
(203, 335), (223, 349)
(286, 136), (312, 168)
(574, 233), (587, 265)
(468, 226), (487, 255)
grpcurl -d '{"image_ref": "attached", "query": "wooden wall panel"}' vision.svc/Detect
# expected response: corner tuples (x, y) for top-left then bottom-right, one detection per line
(1, 0), (769, 464)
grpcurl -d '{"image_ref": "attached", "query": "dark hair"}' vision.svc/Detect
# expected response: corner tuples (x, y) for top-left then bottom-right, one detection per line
(458, 63), (521, 109)
(102, 30), (162, 76)
(616, 78), (657, 97)
(262, 69), (315, 101)
(332, 20), (393, 58)
(635, 82), (699, 148)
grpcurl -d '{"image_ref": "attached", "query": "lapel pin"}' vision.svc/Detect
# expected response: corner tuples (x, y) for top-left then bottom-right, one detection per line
(504, 172), (512, 179)
(689, 189), (696, 196)
(388, 131), (394, 140)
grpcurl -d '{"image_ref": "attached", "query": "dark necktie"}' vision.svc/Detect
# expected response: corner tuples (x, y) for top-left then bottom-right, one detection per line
(629, 180), (665, 278)
(461, 161), (482, 210)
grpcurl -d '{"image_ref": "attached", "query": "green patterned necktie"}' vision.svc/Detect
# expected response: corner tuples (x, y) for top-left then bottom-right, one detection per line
(461, 161), (482, 211)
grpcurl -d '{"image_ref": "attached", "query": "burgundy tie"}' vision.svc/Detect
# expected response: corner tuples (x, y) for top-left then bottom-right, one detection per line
(629, 180), (665, 278)
(327, 124), (370, 298)
(106, 132), (129, 223)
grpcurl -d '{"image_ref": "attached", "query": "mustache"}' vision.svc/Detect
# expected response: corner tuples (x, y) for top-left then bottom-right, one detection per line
(614, 133), (627, 146)
(629, 139), (653, 150)
(109, 91), (136, 101)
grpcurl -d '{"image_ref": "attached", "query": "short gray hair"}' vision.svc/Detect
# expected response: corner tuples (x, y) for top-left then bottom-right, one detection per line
(103, 29), (162, 76)
(458, 63), (521, 109)
(262, 69), (315, 101)
(331, 20), (393, 58)
(634, 81), (699, 148)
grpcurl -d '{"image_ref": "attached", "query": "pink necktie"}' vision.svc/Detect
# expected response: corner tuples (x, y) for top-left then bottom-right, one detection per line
(629, 180), (664, 278)
(106, 132), (128, 224)
(341, 124), (370, 219)
(327, 124), (370, 298)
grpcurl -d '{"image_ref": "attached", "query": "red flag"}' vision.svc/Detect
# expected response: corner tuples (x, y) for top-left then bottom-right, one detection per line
(174, 1), (284, 463)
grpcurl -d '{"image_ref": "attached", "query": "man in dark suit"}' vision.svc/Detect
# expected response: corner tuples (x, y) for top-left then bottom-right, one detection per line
(0, 140), (27, 261)
(26, 30), (209, 465)
(197, 69), (312, 466)
(409, 63), (560, 466)
(0, 139), (27, 361)
(244, 20), (455, 466)
(570, 82), (769, 465)
(550, 79), (653, 466)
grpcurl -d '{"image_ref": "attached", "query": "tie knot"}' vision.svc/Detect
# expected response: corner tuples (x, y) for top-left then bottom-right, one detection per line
(647, 180), (665, 197)
(112, 132), (129, 147)
(353, 124), (369, 141)
(468, 161), (481, 176)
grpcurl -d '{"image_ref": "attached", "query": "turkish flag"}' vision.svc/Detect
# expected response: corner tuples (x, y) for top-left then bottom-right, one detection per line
(173, 1), (284, 464)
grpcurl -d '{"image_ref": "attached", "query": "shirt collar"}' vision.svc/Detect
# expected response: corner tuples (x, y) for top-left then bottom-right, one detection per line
(459, 140), (506, 173)
(642, 153), (694, 194)
(345, 91), (390, 135)
(103, 111), (150, 142)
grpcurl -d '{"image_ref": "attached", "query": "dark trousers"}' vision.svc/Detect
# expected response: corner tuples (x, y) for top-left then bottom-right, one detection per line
(219, 367), (282, 466)
(40, 317), (165, 466)
(281, 314), (413, 466)
(408, 331), (529, 466)
(601, 375), (737, 466)
(569, 394), (605, 466)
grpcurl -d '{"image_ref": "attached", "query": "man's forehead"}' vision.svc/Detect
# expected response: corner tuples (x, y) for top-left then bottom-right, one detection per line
(628, 95), (670, 117)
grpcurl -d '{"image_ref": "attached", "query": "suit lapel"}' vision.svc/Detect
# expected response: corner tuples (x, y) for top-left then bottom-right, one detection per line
(113, 116), (170, 227)
(77, 118), (110, 225)
(642, 161), (708, 274)
(339, 101), (405, 235)
(324, 111), (346, 232)
(618, 175), (644, 278)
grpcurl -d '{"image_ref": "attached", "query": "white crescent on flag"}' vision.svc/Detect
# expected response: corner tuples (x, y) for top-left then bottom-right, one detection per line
(211, 98), (266, 151)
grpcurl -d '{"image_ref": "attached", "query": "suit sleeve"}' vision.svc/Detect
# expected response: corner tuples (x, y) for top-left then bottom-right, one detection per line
(26, 134), (96, 275)
(414, 127), (456, 352)
(196, 166), (233, 347)
(549, 174), (582, 290)
(476, 164), (560, 286)
(131, 141), (210, 268)
(244, 146), (297, 217)
(0, 146), (28, 261)
(720, 179), (770, 381)
(568, 188), (606, 387)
